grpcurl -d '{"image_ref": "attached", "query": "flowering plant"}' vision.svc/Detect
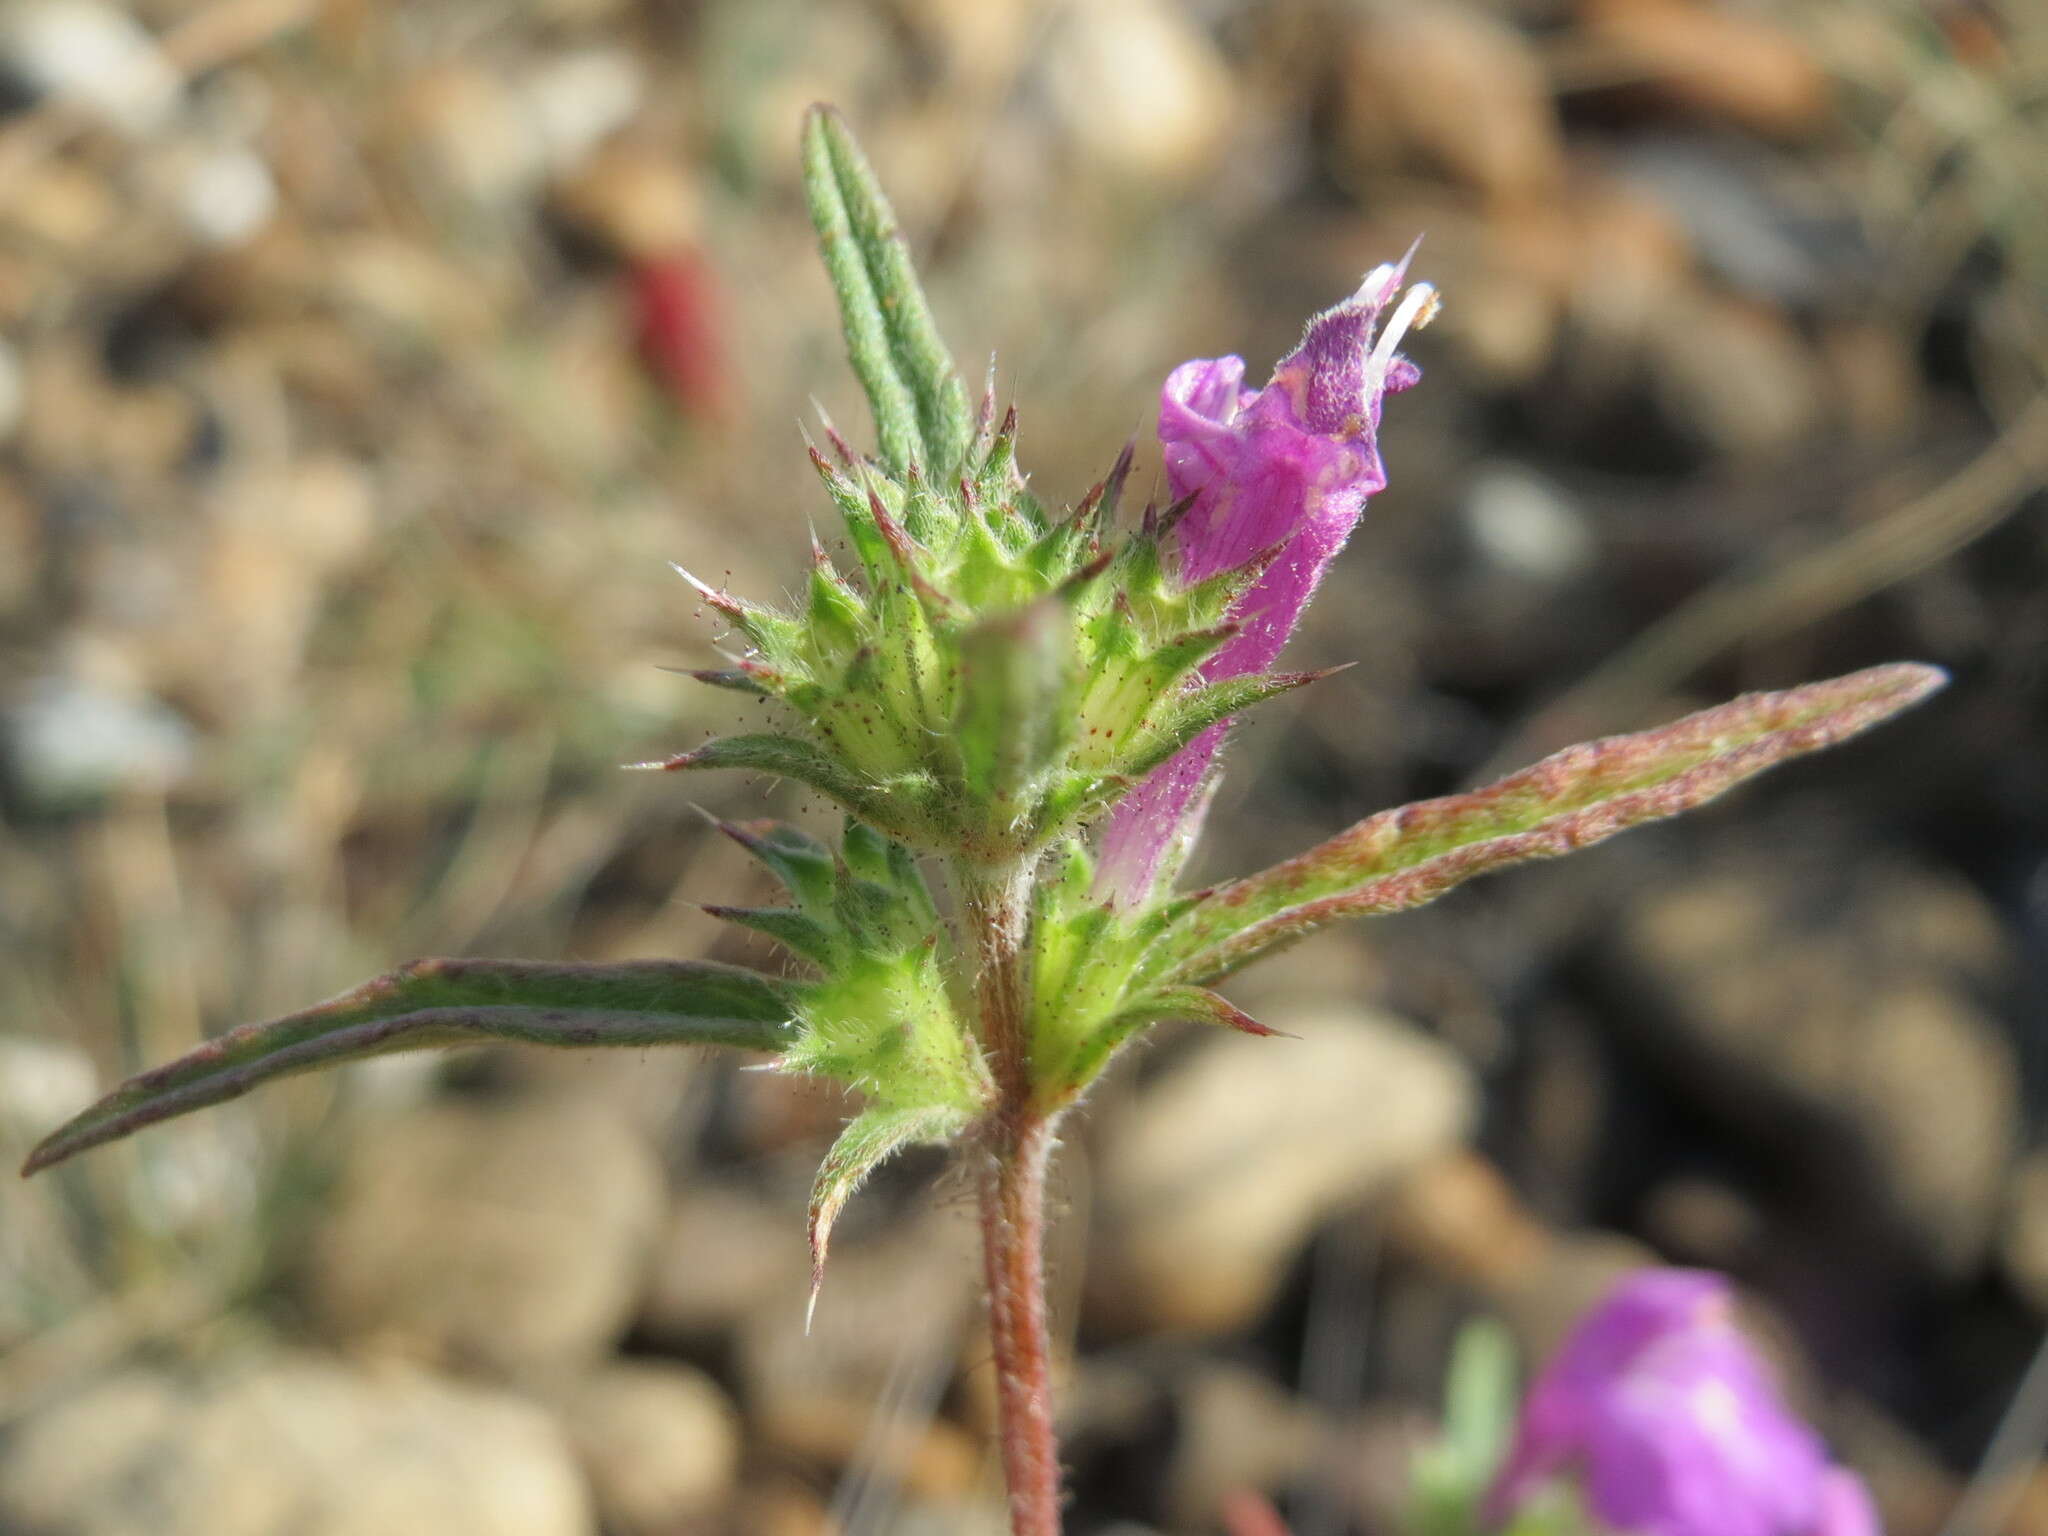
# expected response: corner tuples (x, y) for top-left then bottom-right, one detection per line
(20, 110), (1939, 1535)
(1404, 1270), (1878, 1536)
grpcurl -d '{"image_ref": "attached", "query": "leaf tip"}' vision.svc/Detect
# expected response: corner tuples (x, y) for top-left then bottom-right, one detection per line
(1882, 660), (1949, 706)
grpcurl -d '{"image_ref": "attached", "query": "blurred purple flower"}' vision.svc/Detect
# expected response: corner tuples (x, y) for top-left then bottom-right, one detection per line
(1094, 254), (1436, 906)
(1483, 1268), (1880, 1536)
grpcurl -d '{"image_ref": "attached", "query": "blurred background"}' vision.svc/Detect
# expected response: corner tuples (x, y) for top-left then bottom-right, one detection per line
(0, 0), (2043, 1532)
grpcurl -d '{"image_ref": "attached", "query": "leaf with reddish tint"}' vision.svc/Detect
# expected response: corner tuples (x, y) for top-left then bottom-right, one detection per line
(1147, 663), (1947, 987)
(806, 1102), (968, 1324)
(1039, 984), (1279, 1108)
(22, 959), (794, 1176)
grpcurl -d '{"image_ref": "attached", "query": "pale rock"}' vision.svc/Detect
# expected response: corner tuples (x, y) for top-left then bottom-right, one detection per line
(121, 1113), (265, 1242)
(391, 67), (547, 208)
(883, 1500), (1013, 1536)
(198, 456), (378, 712)
(1449, 202), (1579, 386)
(1164, 1364), (1325, 1528)
(4, 161), (119, 251)
(1580, 0), (1830, 140)
(1646, 289), (1820, 460)
(640, 1179), (810, 1339)
(0, 336), (22, 441)
(515, 0), (632, 21)
(391, 53), (641, 212)
(0, 0), (181, 138)
(1088, 1005), (1477, 1333)
(1463, 462), (1596, 583)
(1336, 3), (1566, 204)
(550, 144), (700, 260)
(769, 1399), (986, 1504)
(1999, 1149), (2048, 1315)
(894, 0), (1039, 96)
(1385, 1155), (1659, 1369)
(1641, 1175), (1766, 1268)
(521, 50), (643, 174)
(1445, 263), (1564, 388)
(1385, 1151), (1552, 1290)
(307, 1098), (665, 1376)
(1614, 138), (1825, 304)
(558, 1361), (740, 1533)
(0, 1353), (593, 1536)
(1040, 0), (1235, 186)
(1817, 320), (1920, 441)
(1614, 852), (2018, 1274)
(738, 1207), (981, 1459)
(215, 454), (377, 574)
(174, 145), (279, 248)
(2, 674), (196, 809)
(730, 1481), (834, 1536)
(0, 480), (38, 612)
(328, 233), (500, 342)
(0, 1035), (97, 1142)
(1565, 175), (1696, 361)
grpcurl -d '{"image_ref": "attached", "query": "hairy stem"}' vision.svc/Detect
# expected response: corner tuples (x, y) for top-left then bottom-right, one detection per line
(959, 860), (1063, 1536)
(961, 861), (1037, 1103)
(980, 1112), (1061, 1536)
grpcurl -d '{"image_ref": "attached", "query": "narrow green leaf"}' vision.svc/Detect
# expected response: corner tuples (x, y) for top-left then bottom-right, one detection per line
(707, 816), (838, 910)
(1153, 663), (1947, 985)
(802, 105), (972, 478)
(684, 666), (777, 697)
(639, 732), (908, 832)
(1409, 1318), (1521, 1533)
(1118, 665), (1345, 782)
(1042, 984), (1277, 1106)
(22, 959), (795, 1175)
(806, 1102), (969, 1324)
(702, 904), (841, 968)
(1443, 1317), (1518, 1482)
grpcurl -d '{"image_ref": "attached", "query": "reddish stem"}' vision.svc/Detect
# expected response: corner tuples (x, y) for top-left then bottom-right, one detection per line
(961, 862), (1063, 1536)
(980, 1112), (1062, 1536)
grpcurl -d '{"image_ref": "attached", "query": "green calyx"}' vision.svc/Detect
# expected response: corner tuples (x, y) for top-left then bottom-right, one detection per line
(665, 417), (1303, 864)
(651, 107), (1321, 867)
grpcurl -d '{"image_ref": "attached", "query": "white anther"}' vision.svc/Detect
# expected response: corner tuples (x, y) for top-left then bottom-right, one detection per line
(1368, 282), (1440, 384)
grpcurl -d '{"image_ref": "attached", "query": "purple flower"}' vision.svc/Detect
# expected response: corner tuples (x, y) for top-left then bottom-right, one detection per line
(1094, 255), (1437, 905)
(1483, 1269), (1881, 1536)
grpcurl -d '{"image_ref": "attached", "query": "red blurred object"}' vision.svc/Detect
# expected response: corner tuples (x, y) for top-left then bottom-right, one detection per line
(1220, 1490), (1294, 1536)
(631, 246), (727, 422)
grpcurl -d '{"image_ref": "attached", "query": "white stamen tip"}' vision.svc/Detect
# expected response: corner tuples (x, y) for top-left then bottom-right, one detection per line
(1369, 282), (1440, 379)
